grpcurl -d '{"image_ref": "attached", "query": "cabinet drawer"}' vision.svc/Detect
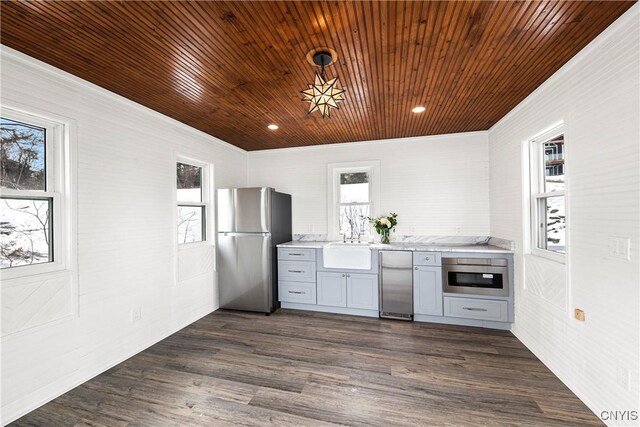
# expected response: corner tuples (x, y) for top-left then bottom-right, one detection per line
(444, 297), (508, 322)
(278, 260), (316, 282)
(279, 282), (316, 304)
(413, 252), (441, 266)
(278, 247), (316, 261)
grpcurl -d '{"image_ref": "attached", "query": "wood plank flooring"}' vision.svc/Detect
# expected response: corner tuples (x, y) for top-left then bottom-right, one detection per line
(10, 309), (603, 426)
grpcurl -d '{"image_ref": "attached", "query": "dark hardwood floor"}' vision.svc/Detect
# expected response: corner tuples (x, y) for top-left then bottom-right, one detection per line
(11, 309), (602, 426)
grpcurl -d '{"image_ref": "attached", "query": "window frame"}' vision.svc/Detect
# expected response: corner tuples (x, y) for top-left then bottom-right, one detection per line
(327, 160), (380, 241)
(0, 108), (70, 278)
(528, 124), (567, 264)
(175, 156), (213, 248)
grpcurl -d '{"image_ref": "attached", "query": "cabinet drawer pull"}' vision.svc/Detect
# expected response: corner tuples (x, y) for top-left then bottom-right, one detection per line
(462, 307), (488, 312)
(288, 290), (305, 295)
(288, 253), (303, 256)
(288, 270), (304, 273)
(342, 274), (346, 277)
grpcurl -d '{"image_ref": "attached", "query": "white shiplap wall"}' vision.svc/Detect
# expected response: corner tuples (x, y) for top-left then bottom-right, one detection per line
(488, 5), (639, 425)
(247, 132), (490, 237)
(0, 47), (247, 424)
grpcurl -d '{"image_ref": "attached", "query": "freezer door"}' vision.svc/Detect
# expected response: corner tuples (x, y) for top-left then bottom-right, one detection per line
(218, 233), (272, 312)
(217, 188), (271, 233)
(380, 251), (413, 318)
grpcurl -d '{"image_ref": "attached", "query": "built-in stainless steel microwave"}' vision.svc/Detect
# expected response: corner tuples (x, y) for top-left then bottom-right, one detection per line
(443, 258), (509, 297)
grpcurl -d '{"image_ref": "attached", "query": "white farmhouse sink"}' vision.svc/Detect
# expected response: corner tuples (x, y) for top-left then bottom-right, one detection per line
(322, 242), (372, 270)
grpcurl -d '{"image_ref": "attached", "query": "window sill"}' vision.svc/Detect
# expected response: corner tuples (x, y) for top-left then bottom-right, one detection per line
(178, 241), (214, 251)
(531, 248), (566, 264)
(2, 268), (74, 289)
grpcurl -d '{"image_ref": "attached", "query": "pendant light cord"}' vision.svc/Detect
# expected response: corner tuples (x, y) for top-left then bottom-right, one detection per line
(321, 55), (326, 80)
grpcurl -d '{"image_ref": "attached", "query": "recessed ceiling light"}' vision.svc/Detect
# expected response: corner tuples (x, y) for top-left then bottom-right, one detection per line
(412, 106), (426, 113)
(267, 124), (279, 130)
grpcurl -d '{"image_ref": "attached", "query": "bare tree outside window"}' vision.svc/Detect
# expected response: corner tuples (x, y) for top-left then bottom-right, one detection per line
(338, 172), (371, 239)
(1, 118), (46, 190)
(1, 117), (53, 269)
(176, 162), (206, 244)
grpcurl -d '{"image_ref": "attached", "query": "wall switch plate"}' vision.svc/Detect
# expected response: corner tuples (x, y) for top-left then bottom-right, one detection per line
(574, 308), (585, 321)
(616, 365), (630, 391)
(610, 236), (631, 261)
(132, 307), (142, 323)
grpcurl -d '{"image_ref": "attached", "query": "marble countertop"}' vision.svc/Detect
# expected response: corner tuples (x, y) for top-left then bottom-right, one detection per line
(277, 241), (513, 254)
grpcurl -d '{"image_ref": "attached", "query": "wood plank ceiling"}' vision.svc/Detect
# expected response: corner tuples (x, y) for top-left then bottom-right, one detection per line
(0, 1), (634, 151)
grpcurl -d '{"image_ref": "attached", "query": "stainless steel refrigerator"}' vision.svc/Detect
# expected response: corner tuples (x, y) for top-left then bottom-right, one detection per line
(217, 187), (292, 313)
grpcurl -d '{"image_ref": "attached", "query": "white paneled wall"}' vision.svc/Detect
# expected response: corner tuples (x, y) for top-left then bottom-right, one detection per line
(248, 132), (490, 237)
(489, 5), (639, 425)
(0, 47), (247, 424)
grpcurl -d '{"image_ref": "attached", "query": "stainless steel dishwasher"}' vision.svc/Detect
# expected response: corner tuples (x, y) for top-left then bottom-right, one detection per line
(379, 250), (413, 320)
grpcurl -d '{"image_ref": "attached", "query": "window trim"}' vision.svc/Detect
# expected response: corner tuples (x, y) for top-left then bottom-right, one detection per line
(327, 160), (380, 241)
(0, 107), (73, 279)
(528, 124), (567, 264)
(175, 156), (214, 249)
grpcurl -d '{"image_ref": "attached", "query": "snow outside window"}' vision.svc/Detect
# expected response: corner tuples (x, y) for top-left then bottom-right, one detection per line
(529, 127), (566, 262)
(1, 109), (69, 276)
(177, 161), (206, 244)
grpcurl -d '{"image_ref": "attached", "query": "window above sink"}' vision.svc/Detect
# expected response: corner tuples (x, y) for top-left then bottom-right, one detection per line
(327, 160), (380, 242)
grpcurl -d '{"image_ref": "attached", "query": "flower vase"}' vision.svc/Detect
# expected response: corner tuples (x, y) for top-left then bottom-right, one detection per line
(380, 229), (390, 244)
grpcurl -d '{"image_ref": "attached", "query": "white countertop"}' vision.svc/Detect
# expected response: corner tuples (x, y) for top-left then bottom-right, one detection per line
(277, 241), (513, 254)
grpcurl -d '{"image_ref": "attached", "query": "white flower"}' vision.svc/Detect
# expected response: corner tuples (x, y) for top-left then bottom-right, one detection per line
(380, 218), (391, 227)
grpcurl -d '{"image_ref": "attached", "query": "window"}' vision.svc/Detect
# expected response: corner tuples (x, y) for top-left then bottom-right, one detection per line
(176, 161), (209, 244)
(529, 127), (566, 260)
(0, 109), (69, 275)
(328, 161), (380, 240)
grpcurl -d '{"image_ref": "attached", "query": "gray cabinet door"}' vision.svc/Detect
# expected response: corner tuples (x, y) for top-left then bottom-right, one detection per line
(317, 272), (347, 307)
(413, 266), (443, 316)
(218, 233), (271, 311)
(347, 273), (378, 310)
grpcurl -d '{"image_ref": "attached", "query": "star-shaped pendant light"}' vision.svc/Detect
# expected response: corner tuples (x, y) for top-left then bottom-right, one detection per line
(301, 51), (345, 117)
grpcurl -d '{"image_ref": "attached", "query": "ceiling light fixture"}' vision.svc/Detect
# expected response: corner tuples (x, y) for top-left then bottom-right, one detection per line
(301, 50), (345, 118)
(267, 124), (279, 130)
(412, 106), (426, 113)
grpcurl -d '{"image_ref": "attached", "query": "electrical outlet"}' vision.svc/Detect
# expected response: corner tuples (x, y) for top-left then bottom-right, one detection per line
(455, 226), (462, 235)
(610, 236), (631, 261)
(409, 226), (416, 234)
(131, 307), (142, 323)
(308, 224), (315, 233)
(616, 365), (630, 391)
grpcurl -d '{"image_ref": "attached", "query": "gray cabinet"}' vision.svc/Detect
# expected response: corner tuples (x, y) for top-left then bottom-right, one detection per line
(317, 272), (347, 307)
(317, 271), (378, 310)
(412, 251), (443, 317)
(278, 248), (316, 261)
(279, 282), (316, 304)
(278, 248), (317, 305)
(279, 260), (316, 282)
(413, 266), (443, 316)
(444, 296), (508, 322)
(347, 273), (379, 310)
